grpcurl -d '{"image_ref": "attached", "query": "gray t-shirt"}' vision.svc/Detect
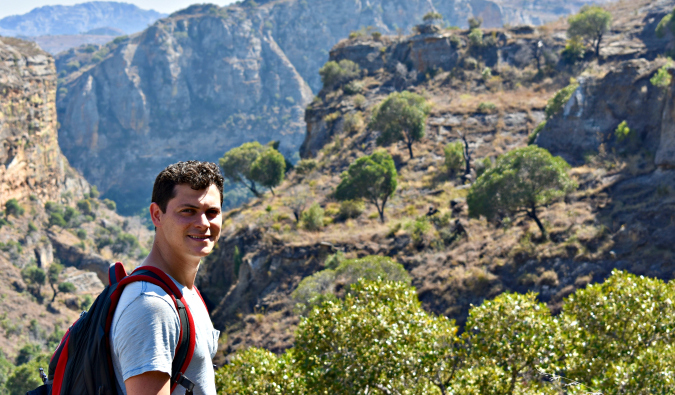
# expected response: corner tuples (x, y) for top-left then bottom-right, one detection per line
(110, 274), (220, 395)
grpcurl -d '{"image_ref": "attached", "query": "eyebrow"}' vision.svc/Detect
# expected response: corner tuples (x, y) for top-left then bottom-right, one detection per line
(176, 204), (221, 210)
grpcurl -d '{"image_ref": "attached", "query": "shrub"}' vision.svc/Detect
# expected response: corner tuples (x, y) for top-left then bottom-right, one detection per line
(343, 80), (363, 95)
(656, 8), (675, 38)
(76, 199), (94, 216)
(6, 353), (50, 395)
(89, 185), (100, 198)
(111, 232), (139, 254)
(545, 79), (579, 119)
(406, 216), (433, 247)
(423, 11), (443, 22)
(444, 141), (465, 174)
(215, 347), (303, 394)
(468, 17), (483, 30)
(651, 61), (673, 91)
(5, 199), (24, 218)
(449, 34), (462, 48)
(477, 101), (496, 114)
(295, 159), (317, 175)
(353, 94), (366, 109)
(615, 120), (634, 143)
(371, 31), (382, 41)
(323, 111), (340, 124)
(301, 203), (324, 231)
(475, 156), (493, 178)
(103, 198), (116, 211)
(49, 212), (67, 227)
(76, 229), (87, 240)
(481, 67), (492, 80)
(319, 59), (361, 88)
(528, 120), (546, 144)
(561, 37), (586, 64)
(342, 111), (364, 134)
(65, 60), (80, 71)
(338, 200), (364, 220)
(468, 28), (483, 47)
(567, 5), (612, 57)
(462, 56), (478, 70)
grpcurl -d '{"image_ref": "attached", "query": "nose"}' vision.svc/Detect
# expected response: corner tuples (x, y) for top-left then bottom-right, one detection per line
(195, 212), (210, 229)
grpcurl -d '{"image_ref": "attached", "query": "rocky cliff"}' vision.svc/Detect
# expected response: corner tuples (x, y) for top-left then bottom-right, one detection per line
(0, 37), (155, 358)
(55, 0), (609, 215)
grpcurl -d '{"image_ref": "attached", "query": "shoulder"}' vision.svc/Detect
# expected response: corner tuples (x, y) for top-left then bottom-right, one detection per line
(113, 281), (179, 330)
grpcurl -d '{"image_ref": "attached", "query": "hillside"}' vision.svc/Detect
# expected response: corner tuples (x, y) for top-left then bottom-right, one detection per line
(191, 0), (675, 361)
(54, 0), (610, 216)
(0, 2), (166, 37)
(0, 36), (152, 359)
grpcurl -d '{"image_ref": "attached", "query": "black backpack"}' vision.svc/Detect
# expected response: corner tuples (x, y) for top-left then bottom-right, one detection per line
(28, 262), (203, 395)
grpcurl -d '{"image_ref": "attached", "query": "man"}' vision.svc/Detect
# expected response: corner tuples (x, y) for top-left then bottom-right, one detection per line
(110, 161), (223, 395)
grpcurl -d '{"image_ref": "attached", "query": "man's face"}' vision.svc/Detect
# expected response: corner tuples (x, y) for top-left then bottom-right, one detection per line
(152, 183), (222, 260)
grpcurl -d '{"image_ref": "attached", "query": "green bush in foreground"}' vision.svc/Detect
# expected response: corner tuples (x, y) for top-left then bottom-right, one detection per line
(217, 271), (675, 394)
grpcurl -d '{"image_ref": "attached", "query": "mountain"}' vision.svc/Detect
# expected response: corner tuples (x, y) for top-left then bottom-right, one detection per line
(0, 2), (166, 37)
(55, 0), (612, 215)
(0, 36), (152, 358)
(188, 0), (675, 360)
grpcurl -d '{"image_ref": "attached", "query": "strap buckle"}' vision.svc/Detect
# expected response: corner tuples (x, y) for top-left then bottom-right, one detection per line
(175, 372), (195, 394)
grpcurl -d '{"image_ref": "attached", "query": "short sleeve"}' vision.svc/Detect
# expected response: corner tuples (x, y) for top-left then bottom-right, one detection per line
(111, 294), (180, 382)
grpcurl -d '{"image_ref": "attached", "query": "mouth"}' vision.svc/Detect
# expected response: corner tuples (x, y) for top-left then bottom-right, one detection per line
(188, 235), (211, 241)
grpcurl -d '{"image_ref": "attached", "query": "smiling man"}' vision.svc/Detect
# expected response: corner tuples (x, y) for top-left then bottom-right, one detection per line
(110, 161), (223, 395)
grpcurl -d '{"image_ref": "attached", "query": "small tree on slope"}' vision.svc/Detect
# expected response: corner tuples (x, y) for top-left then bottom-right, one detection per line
(334, 149), (397, 223)
(567, 5), (612, 58)
(369, 91), (431, 159)
(467, 145), (577, 239)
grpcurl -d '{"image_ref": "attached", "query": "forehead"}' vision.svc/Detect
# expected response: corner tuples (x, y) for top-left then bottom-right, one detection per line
(169, 184), (221, 207)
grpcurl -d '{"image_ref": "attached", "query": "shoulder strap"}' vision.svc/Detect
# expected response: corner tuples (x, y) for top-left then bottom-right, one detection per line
(108, 261), (128, 285)
(120, 266), (197, 394)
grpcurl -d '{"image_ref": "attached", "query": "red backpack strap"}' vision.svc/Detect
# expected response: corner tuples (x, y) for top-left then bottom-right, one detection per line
(121, 266), (197, 393)
(108, 262), (128, 285)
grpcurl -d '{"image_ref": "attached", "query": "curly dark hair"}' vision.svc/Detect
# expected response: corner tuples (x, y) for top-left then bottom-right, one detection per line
(152, 161), (224, 213)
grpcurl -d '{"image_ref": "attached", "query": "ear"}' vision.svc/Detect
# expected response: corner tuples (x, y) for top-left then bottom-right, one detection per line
(149, 202), (163, 228)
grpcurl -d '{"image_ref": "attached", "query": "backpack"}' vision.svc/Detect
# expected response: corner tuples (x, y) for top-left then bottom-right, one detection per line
(27, 262), (205, 395)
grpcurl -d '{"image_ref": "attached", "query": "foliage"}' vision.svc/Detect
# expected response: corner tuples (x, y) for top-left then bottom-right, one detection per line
(103, 198), (116, 211)
(467, 145), (577, 237)
(337, 199), (364, 220)
(111, 232), (139, 254)
(220, 142), (285, 197)
(285, 185), (311, 223)
(77, 199), (94, 217)
(528, 121), (546, 145)
(461, 292), (562, 394)
(21, 266), (46, 298)
(561, 37), (586, 64)
(406, 216), (433, 248)
(251, 147), (286, 194)
(481, 67), (492, 80)
(477, 101), (496, 114)
(468, 17), (482, 30)
(567, 5), (612, 57)
(656, 8), (675, 38)
(216, 347), (304, 394)
(369, 91), (431, 159)
(48, 263), (75, 303)
(423, 11), (443, 22)
(651, 60), (673, 91)
(334, 150), (398, 223)
(614, 120), (634, 143)
(475, 156), (493, 178)
(294, 159), (317, 176)
(5, 199), (24, 218)
(545, 79), (579, 119)
(444, 141), (465, 174)
(343, 80), (364, 95)
(342, 111), (365, 134)
(292, 256), (410, 313)
(319, 59), (361, 88)
(295, 279), (458, 395)
(562, 270), (675, 394)
(300, 203), (324, 231)
(468, 28), (483, 47)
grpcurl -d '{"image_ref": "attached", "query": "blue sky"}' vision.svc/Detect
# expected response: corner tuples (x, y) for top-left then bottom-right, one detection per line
(0, 0), (238, 19)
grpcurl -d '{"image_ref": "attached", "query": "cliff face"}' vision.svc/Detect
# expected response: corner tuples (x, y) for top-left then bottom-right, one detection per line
(0, 37), (88, 207)
(55, 0), (608, 214)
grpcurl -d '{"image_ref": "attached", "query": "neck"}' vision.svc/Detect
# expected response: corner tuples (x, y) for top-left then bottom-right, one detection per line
(143, 236), (200, 289)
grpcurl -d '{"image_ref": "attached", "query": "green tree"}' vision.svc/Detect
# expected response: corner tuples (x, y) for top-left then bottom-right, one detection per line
(369, 91), (431, 159)
(295, 279), (459, 395)
(461, 292), (562, 395)
(6, 353), (50, 395)
(562, 270), (675, 393)
(216, 347), (305, 394)
(334, 149), (398, 223)
(5, 199), (24, 218)
(250, 147), (286, 195)
(21, 266), (46, 299)
(47, 263), (75, 303)
(220, 142), (265, 197)
(444, 141), (465, 175)
(300, 203), (324, 231)
(423, 11), (443, 22)
(467, 146), (577, 238)
(567, 5), (612, 58)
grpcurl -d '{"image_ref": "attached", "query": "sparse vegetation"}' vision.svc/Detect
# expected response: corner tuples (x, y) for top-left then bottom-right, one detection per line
(4, 199), (24, 218)
(545, 79), (579, 119)
(656, 8), (675, 38)
(319, 59), (361, 89)
(567, 5), (612, 57)
(300, 203), (324, 231)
